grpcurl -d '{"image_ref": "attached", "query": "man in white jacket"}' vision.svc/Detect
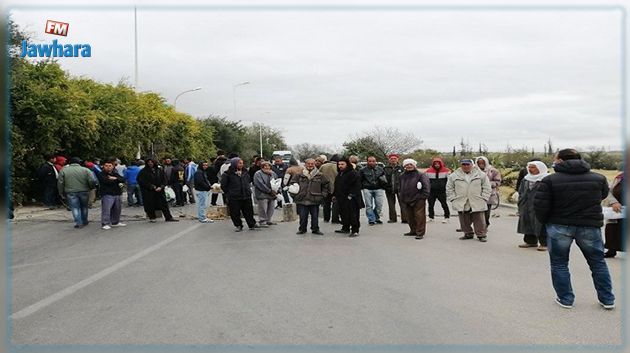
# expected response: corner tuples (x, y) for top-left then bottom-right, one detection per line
(446, 159), (492, 242)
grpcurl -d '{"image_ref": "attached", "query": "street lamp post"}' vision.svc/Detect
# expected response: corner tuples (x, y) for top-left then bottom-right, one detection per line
(174, 87), (202, 110)
(232, 81), (250, 120)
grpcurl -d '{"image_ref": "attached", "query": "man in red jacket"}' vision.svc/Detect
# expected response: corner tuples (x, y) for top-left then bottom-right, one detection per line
(425, 157), (451, 223)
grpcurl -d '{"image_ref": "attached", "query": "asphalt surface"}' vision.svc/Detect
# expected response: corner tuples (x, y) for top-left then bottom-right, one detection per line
(7, 200), (625, 349)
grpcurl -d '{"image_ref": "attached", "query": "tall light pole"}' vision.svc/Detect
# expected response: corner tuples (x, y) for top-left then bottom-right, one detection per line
(174, 87), (202, 110)
(232, 81), (250, 120)
(134, 6), (139, 88)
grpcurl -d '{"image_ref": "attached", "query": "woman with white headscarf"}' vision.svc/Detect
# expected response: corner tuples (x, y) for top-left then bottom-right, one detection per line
(516, 161), (549, 250)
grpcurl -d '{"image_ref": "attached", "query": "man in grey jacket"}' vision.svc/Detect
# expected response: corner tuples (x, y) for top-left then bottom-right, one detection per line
(446, 159), (491, 242)
(253, 161), (278, 226)
(58, 157), (96, 228)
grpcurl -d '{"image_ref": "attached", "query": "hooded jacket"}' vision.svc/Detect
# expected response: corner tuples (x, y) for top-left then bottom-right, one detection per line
(534, 159), (609, 227)
(475, 156), (502, 205)
(334, 159), (365, 209)
(220, 158), (252, 200)
(137, 159), (167, 192)
(291, 167), (331, 206)
(425, 157), (451, 193)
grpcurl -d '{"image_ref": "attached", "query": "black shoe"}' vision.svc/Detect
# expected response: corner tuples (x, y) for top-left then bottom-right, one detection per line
(604, 250), (617, 258)
(210, 203), (217, 206)
(335, 229), (350, 234)
(266, 222), (277, 226)
(331, 221), (340, 224)
(74, 224), (81, 229)
(349, 232), (359, 237)
(312, 230), (324, 235)
(165, 218), (179, 222)
(369, 222), (375, 226)
(456, 228), (463, 232)
(250, 225), (261, 230)
(387, 220), (396, 223)
(459, 235), (474, 240)
(415, 235), (424, 240)
(375, 220), (383, 224)
(401, 221), (408, 224)
(296, 230), (306, 235)
(478, 237), (487, 242)
(323, 220), (330, 223)
(403, 232), (416, 236)
(235, 226), (244, 232)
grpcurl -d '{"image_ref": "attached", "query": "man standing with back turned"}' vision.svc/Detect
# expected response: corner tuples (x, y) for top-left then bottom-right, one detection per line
(534, 148), (615, 310)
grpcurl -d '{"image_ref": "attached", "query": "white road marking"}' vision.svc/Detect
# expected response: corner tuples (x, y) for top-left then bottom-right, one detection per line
(10, 223), (201, 320)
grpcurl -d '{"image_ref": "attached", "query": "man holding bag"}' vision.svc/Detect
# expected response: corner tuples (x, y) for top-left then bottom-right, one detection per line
(398, 159), (431, 240)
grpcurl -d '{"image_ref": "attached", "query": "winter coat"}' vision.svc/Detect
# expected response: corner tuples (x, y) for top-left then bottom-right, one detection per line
(163, 165), (174, 184)
(291, 168), (330, 206)
(170, 165), (186, 185)
(248, 164), (261, 181)
(124, 165), (141, 185)
(517, 179), (545, 236)
(97, 170), (125, 196)
(446, 167), (491, 212)
(185, 162), (198, 183)
(37, 162), (58, 188)
(359, 165), (387, 190)
(220, 159), (252, 201)
(284, 165), (305, 186)
(334, 166), (365, 209)
(319, 161), (339, 192)
(425, 158), (451, 193)
(476, 157), (502, 206)
(194, 168), (211, 192)
(205, 165), (219, 184)
(383, 164), (404, 194)
(534, 159), (609, 228)
(398, 169), (431, 204)
(253, 170), (278, 200)
(57, 163), (96, 195)
(137, 164), (167, 192)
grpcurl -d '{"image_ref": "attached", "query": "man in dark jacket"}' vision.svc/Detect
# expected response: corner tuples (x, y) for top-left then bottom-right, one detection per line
(137, 158), (178, 223)
(383, 153), (405, 223)
(211, 154), (226, 206)
(534, 148), (614, 310)
(334, 157), (364, 237)
(220, 157), (260, 232)
(425, 157), (451, 223)
(360, 156), (387, 225)
(37, 154), (59, 209)
(398, 159), (431, 239)
(97, 158), (127, 230)
(194, 161), (214, 223)
(290, 158), (330, 235)
(271, 155), (289, 208)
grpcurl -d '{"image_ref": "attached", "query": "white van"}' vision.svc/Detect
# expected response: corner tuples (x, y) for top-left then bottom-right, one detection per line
(272, 150), (294, 164)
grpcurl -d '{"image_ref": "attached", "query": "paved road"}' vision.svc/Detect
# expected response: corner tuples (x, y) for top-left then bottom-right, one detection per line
(7, 201), (624, 349)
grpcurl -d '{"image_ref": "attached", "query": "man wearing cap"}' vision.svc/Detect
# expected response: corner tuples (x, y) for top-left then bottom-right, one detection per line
(446, 159), (492, 242)
(383, 153), (406, 223)
(398, 159), (431, 239)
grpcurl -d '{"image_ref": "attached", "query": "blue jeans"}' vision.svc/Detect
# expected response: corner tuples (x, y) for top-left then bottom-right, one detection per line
(127, 184), (143, 206)
(196, 191), (208, 220)
(546, 224), (615, 305)
(297, 204), (319, 232)
(362, 189), (384, 223)
(66, 191), (89, 226)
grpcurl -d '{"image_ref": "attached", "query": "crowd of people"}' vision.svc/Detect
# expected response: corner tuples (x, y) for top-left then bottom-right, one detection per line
(36, 148), (624, 310)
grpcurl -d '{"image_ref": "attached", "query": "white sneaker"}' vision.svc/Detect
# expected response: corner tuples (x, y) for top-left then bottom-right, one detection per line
(200, 218), (214, 223)
(442, 218), (450, 224)
(101, 225), (112, 230)
(599, 301), (615, 310)
(111, 223), (127, 227)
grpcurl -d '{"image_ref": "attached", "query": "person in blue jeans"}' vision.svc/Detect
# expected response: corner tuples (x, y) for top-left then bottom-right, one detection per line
(57, 157), (96, 228)
(359, 156), (387, 225)
(124, 160), (143, 207)
(193, 161), (214, 223)
(534, 148), (615, 310)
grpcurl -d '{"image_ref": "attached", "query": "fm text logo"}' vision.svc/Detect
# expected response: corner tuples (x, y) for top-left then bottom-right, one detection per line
(45, 20), (69, 36)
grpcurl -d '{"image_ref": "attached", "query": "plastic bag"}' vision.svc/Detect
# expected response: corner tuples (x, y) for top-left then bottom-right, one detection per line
(276, 194), (284, 202)
(182, 185), (189, 193)
(270, 178), (282, 192)
(416, 182), (423, 190)
(164, 186), (175, 201)
(288, 183), (300, 194)
(211, 183), (223, 194)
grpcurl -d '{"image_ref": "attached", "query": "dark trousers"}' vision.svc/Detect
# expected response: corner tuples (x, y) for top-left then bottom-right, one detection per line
(428, 191), (450, 219)
(297, 204), (320, 232)
(338, 197), (360, 233)
(484, 204), (492, 226)
(401, 199), (427, 236)
(173, 183), (185, 206)
(211, 193), (226, 206)
(142, 190), (174, 220)
(228, 198), (257, 228)
(385, 191), (406, 222)
(43, 185), (57, 207)
(458, 211), (487, 237)
(323, 194), (340, 223)
(186, 181), (195, 203)
(524, 233), (547, 246)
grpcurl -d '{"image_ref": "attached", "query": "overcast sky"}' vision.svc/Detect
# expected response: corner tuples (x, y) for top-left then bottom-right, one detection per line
(11, 6), (624, 152)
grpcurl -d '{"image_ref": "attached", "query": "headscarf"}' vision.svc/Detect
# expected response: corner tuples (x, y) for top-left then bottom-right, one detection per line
(402, 159), (417, 168)
(475, 156), (491, 171)
(523, 161), (549, 182)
